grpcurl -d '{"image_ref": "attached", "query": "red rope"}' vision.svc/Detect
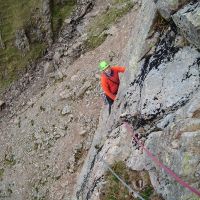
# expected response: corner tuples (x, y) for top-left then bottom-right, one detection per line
(124, 123), (200, 197)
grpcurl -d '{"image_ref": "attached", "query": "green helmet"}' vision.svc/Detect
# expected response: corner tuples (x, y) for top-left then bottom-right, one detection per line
(99, 61), (109, 71)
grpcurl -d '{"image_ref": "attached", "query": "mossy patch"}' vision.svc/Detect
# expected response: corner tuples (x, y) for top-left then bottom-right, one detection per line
(182, 153), (192, 176)
(0, 0), (76, 92)
(100, 161), (157, 200)
(138, 187), (154, 200)
(0, 168), (4, 181)
(85, 0), (134, 50)
(0, 0), (47, 92)
(51, 0), (76, 39)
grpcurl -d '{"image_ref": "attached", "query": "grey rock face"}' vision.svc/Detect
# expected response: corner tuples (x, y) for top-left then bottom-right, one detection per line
(173, 2), (200, 49)
(145, 95), (200, 200)
(154, 0), (189, 20)
(15, 29), (30, 53)
(115, 21), (200, 200)
(42, 0), (53, 45)
(119, 30), (200, 199)
(73, 0), (200, 199)
(73, 0), (158, 199)
(139, 46), (199, 118)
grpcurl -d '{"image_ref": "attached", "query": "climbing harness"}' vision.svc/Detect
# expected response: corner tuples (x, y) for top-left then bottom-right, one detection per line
(124, 122), (200, 197)
(102, 159), (145, 200)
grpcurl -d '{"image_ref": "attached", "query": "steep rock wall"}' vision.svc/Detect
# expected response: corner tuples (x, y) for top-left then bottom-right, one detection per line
(74, 0), (200, 199)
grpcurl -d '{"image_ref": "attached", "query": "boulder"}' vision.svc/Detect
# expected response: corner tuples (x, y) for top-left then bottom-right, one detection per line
(0, 100), (5, 110)
(15, 29), (30, 53)
(154, 0), (190, 20)
(59, 90), (72, 100)
(42, 0), (53, 45)
(61, 105), (71, 115)
(53, 52), (61, 64)
(43, 62), (54, 76)
(26, 25), (44, 43)
(172, 2), (200, 49)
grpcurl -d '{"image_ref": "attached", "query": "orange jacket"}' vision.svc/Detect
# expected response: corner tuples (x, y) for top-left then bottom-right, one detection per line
(101, 66), (125, 100)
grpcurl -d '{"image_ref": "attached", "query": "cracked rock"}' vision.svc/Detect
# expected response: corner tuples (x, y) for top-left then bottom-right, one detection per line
(154, 0), (190, 20)
(172, 2), (200, 49)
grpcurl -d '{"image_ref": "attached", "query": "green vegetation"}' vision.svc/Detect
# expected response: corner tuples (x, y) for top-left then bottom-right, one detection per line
(0, 42), (46, 90)
(4, 154), (16, 166)
(0, 0), (76, 92)
(138, 187), (154, 200)
(0, 0), (46, 92)
(85, 0), (134, 50)
(100, 161), (133, 200)
(100, 161), (155, 200)
(0, 168), (4, 180)
(51, 0), (76, 38)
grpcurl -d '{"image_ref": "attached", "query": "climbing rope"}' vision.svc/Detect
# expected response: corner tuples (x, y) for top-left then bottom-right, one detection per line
(124, 122), (200, 197)
(102, 159), (145, 200)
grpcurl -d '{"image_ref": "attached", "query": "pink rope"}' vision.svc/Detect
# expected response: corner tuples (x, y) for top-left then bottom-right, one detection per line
(124, 123), (200, 197)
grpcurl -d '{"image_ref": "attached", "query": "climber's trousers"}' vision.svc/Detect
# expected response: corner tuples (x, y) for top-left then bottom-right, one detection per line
(106, 95), (114, 115)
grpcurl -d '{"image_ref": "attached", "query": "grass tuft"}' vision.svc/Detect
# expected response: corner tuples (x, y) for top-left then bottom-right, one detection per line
(100, 161), (157, 200)
(85, 0), (134, 50)
(153, 12), (169, 33)
(0, 168), (4, 180)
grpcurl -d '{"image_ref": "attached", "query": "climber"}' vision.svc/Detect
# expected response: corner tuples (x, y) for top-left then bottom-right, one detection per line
(99, 61), (125, 115)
